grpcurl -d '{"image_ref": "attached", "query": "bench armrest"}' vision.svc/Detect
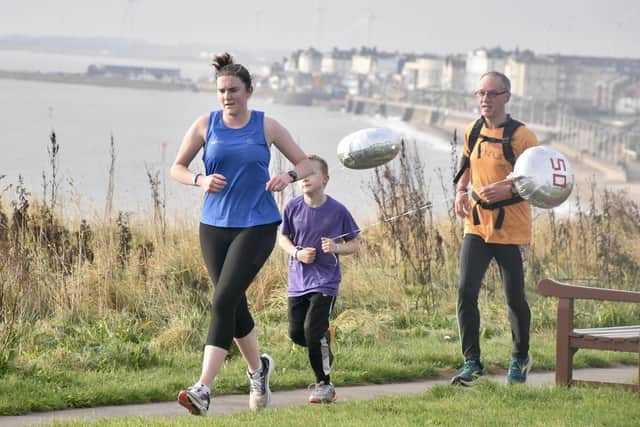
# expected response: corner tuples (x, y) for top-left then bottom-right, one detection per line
(537, 278), (640, 303)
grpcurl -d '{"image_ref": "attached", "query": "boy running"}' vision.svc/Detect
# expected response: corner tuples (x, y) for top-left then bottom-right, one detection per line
(278, 154), (360, 403)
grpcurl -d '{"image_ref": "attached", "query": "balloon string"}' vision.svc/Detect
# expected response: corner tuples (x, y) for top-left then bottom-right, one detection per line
(328, 202), (432, 241)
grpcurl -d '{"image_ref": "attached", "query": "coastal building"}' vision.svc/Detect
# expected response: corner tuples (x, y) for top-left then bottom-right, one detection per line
(298, 47), (323, 74)
(350, 47), (400, 76)
(402, 65), (419, 91)
(595, 75), (630, 113)
(419, 56), (443, 90)
(321, 48), (353, 75)
(376, 52), (401, 76)
(614, 81), (640, 114)
(551, 55), (619, 109)
(284, 50), (302, 73)
(401, 55), (444, 90)
(351, 48), (377, 75)
(442, 55), (466, 93)
(505, 51), (559, 102)
(465, 47), (510, 92)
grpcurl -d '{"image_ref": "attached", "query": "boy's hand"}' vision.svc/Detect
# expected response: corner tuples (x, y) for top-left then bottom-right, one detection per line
(297, 247), (316, 264)
(320, 237), (338, 254)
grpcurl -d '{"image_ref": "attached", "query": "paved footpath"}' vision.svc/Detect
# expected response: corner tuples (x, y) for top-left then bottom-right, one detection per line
(1, 366), (636, 426)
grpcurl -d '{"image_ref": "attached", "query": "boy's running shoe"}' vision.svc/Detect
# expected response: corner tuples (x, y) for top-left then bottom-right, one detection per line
(308, 381), (337, 403)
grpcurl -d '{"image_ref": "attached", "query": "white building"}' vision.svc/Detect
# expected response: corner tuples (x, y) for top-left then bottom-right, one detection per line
(442, 55), (466, 92)
(400, 55), (444, 90)
(298, 48), (323, 74)
(417, 56), (444, 89)
(465, 47), (510, 92)
(376, 52), (401, 76)
(552, 55), (619, 107)
(284, 50), (301, 73)
(505, 52), (559, 102)
(614, 81), (640, 114)
(352, 51), (376, 75)
(401, 60), (420, 90)
(321, 49), (353, 74)
(595, 76), (629, 112)
(351, 48), (399, 76)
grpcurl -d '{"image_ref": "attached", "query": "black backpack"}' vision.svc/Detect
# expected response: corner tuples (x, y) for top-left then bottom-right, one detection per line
(453, 116), (523, 184)
(453, 116), (525, 229)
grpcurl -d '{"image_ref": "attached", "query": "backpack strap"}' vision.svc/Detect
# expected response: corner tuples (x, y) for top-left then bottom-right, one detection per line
(471, 190), (525, 229)
(453, 117), (484, 184)
(475, 118), (523, 166)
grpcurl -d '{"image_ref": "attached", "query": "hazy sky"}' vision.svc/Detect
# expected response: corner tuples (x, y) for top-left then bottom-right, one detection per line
(1, 0), (639, 58)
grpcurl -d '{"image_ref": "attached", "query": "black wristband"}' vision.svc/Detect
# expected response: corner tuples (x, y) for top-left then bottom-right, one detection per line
(287, 170), (298, 182)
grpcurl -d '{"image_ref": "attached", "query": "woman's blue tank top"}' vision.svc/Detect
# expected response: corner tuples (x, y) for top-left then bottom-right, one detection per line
(200, 110), (281, 227)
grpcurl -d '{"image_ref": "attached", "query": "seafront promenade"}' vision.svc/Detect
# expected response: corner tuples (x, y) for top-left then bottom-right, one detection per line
(344, 95), (640, 192)
(3, 65), (638, 195)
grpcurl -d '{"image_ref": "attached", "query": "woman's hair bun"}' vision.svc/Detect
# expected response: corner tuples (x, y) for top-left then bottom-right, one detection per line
(211, 52), (234, 71)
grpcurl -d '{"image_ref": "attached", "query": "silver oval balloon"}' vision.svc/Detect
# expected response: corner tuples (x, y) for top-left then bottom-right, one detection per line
(507, 146), (574, 209)
(337, 127), (402, 170)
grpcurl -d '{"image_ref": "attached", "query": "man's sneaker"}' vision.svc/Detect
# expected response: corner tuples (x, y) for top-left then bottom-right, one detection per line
(450, 359), (484, 386)
(248, 353), (274, 411)
(177, 383), (210, 416)
(308, 381), (337, 404)
(507, 355), (532, 384)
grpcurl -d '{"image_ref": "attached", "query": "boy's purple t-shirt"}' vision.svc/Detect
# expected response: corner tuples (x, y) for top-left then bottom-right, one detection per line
(281, 195), (359, 297)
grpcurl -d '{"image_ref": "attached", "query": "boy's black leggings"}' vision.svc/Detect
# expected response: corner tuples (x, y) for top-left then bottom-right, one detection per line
(199, 222), (278, 350)
(457, 233), (531, 361)
(288, 292), (336, 384)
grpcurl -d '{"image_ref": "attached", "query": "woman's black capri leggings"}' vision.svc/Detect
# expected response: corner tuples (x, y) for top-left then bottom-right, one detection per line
(199, 222), (278, 350)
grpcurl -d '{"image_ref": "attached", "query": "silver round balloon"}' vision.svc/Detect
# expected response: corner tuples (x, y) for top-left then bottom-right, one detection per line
(507, 146), (574, 209)
(337, 127), (402, 170)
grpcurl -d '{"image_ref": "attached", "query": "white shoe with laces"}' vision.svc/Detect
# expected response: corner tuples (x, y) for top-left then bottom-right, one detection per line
(247, 353), (274, 411)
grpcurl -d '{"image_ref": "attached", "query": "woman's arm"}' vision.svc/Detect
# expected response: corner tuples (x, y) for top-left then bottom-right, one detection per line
(264, 116), (314, 192)
(278, 233), (298, 257)
(170, 114), (208, 186)
(170, 114), (227, 193)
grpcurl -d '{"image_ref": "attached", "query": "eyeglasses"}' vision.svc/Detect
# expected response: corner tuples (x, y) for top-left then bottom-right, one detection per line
(474, 90), (508, 98)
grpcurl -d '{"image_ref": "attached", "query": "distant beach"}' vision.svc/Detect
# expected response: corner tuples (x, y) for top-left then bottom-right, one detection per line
(550, 141), (640, 204)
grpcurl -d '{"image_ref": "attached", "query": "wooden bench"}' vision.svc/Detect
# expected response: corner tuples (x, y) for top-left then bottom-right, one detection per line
(537, 278), (640, 390)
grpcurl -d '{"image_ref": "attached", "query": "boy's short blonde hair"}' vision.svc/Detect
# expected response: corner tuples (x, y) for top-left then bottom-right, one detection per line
(308, 154), (329, 177)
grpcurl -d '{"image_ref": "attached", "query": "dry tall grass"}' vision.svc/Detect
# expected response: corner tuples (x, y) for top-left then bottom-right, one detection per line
(1, 138), (639, 372)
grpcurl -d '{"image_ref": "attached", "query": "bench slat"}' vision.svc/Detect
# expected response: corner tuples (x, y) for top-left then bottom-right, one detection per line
(575, 331), (640, 338)
(574, 325), (640, 339)
(575, 325), (640, 334)
(570, 337), (639, 352)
